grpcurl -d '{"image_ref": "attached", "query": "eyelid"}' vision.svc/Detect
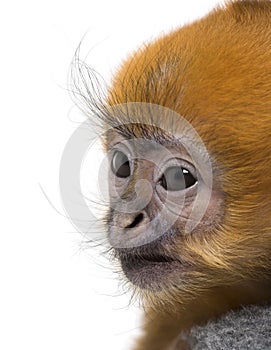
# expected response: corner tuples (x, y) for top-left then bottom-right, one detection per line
(156, 157), (197, 180)
(110, 144), (131, 160)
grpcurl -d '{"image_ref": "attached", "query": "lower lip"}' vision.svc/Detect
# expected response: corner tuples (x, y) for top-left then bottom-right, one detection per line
(120, 256), (186, 291)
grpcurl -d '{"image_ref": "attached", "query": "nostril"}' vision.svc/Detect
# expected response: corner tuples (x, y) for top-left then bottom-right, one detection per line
(125, 213), (144, 229)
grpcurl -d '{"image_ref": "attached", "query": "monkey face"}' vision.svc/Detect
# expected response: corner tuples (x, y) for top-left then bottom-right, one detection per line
(104, 112), (225, 292)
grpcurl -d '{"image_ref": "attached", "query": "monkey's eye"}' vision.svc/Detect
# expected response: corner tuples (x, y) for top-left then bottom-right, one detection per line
(111, 150), (131, 178)
(159, 166), (197, 191)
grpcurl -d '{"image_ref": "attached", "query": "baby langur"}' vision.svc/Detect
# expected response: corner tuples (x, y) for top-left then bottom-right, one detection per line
(81, 1), (271, 349)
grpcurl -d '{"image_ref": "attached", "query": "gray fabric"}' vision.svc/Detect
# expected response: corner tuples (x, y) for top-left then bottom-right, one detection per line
(185, 305), (271, 350)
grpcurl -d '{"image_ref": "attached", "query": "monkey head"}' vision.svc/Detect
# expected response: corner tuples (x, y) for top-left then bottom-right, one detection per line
(101, 0), (271, 313)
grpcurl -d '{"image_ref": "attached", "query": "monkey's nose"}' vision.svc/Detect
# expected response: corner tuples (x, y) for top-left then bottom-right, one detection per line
(115, 212), (146, 230)
(125, 213), (144, 229)
(110, 211), (151, 248)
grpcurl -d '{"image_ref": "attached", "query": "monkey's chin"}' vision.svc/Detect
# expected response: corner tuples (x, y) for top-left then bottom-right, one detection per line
(120, 255), (186, 291)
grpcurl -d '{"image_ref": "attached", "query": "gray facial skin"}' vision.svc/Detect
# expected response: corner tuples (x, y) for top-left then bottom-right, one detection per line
(106, 127), (224, 291)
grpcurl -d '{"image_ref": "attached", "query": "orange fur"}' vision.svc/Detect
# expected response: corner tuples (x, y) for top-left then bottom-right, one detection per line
(104, 1), (271, 349)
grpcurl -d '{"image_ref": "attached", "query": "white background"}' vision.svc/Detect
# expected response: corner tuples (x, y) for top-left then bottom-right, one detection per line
(1, 1), (221, 349)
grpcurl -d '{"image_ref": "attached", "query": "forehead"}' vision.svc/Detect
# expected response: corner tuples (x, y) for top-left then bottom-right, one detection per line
(104, 124), (198, 166)
(105, 124), (183, 148)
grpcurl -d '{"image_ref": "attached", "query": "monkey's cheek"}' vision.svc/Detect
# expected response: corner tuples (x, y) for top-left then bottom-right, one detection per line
(119, 257), (187, 291)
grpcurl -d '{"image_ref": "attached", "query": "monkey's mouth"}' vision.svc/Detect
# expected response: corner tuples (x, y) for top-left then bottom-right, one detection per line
(115, 249), (188, 291)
